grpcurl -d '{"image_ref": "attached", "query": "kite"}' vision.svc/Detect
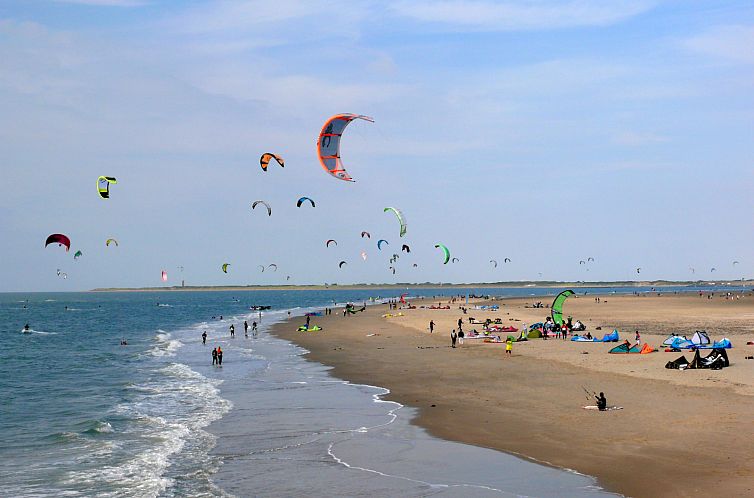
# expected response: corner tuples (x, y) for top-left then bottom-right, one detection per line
(434, 244), (450, 264)
(97, 176), (117, 199)
(268, 264), (278, 272)
(636, 268), (641, 274)
(551, 290), (575, 326)
(161, 270), (168, 282)
(710, 267), (716, 272)
(377, 239), (389, 250)
(286, 275), (291, 281)
(258, 265), (265, 272)
(326, 239), (337, 247)
(317, 113), (374, 182)
(401, 244), (410, 253)
(389, 266), (396, 274)
(412, 263), (418, 268)
(252, 200), (272, 216)
(339, 261), (347, 268)
(383, 207), (407, 237)
(579, 260), (586, 265)
(689, 267), (695, 274)
(361, 231), (371, 238)
(587, 257), (595, 262)
(45, 234), (71, 252)
(297, 197), (315, 208)
(60, 272), (67, 279)
(361, 251), (367, 261)
(451, 257), (460, 263)
(222, 263), (230, 273)
(490, 260), (497, 268)
(733, 261), (739, 265)
(260, 153), (284, 171)
(74, 250), (83, 260)
(504, 258), (511, 263)
(106, 238), (118, 247)
(392, 253), (400, 260)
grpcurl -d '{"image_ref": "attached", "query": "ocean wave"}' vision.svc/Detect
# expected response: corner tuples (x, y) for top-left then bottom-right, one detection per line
(151, 331), (183, 357)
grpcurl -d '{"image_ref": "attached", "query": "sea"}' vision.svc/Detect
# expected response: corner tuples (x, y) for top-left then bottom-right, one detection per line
(0, 285), (732, 497)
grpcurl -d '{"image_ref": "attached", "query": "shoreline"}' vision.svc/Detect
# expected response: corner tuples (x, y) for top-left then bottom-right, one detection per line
(269, 293), (754, 497)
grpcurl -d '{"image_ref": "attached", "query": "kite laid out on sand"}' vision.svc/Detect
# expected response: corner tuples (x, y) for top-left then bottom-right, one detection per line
(97, 176), (117, 199)
(252, 200), (271, 216)
(435, 244), (450, 264)
(260, 153), (284, 171)
(45, 234), (71, 251)
(317, 114), (373, 182)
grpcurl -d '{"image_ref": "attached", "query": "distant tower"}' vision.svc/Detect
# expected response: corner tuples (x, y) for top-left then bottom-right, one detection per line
(182, 280), (185, 287)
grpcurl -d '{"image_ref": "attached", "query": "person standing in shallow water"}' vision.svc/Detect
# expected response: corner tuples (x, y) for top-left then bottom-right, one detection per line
(211, 347), (217, 365)
(217, 346), (223, 365)
(244, 320), (249, 337)
(229, 324), (235, 337)
(202, 331), (207, 345)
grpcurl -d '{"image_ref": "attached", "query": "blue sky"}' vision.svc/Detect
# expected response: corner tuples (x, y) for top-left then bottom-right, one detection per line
(1, 0), (752, 291)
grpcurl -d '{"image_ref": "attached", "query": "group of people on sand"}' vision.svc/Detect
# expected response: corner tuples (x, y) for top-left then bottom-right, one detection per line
(439, 317), (512, 356)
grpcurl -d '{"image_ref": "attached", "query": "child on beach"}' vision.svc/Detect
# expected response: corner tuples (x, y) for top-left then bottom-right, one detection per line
(505, 337), (513, 356)
(635, 330), (641, 344)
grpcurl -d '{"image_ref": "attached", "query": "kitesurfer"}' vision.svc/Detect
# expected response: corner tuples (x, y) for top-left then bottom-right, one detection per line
(252, 321), (257, 332)
(202, 331), (207, 345)
(23, 324), (30, 333)
(595, 392), (607, 411)
(229, 324), (235, 337)
(244, 320), (249, 337)
(217, 347), (223, 365)
(212, 348), (218, 365)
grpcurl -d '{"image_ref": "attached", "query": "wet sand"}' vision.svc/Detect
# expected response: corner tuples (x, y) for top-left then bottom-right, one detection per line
(271, 293), (754, 497)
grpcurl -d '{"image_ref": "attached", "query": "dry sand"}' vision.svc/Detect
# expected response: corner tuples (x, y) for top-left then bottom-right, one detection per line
(272, 293), (754, 497)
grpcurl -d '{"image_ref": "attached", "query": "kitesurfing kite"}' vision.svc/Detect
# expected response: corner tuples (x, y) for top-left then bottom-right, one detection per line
(317, 113), (373, 182)
(383, 207), (407, 237)
(361, 251), (367, 261)
(451, 257), (460, 263)
(377, 239), (389, 250)
(74, 250), (83, 260)
(97, 176), (117, 199)
(361, 231), (370, 239)
(106, 238), (118, 247)
(401, 244), (410, 253)
(435, 244), (450, 264)
(389, 266), (396, 274)
(587, 257), (595, 262)
(733, 261), (740, 266)
(412, 263), (418, 268)
(161, 270), (168, 282)
(339, 261), (347, 268)
(490, 260), (497, 268)
(326, 239), (337, 247)
(710, 267), (716, 272)
(252, 200), (272, 216)
(689, 267), (695, 274)
(551, 290), (575, 326)
(297, 197), (315, 208)
(636, 268), (641, 274)
(268, 264), (278, 272)
(260, 153), (284, 171)
(579, 260), (586, 265)
(222, 263), (230, 273)
(45, 234), (71, 252)
(258, 265), (265, 272)
(504, 258), (511, 263)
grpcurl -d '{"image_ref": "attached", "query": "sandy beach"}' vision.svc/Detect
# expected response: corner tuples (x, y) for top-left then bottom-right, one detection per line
(272, 292), (754, 497)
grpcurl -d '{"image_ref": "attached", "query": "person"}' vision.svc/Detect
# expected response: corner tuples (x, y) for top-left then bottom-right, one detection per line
(429, 320), (434, 333)
(120, 338), (127, 345)
(23, 323), (30, 332)
(635, 330), (641, 344)
(595, 392), (607, 411)
(450, 329), (457, 348)
(458, 328), (464, 345)
(212, 347), (218, 365)
(229, 324), (235, 337)
(217, 346), (223, 365)
(202, 331), (207, 345)
(305, 315), (311, 329)
(457, 318), (463, 331)
(252, 321), (257, 332)
(505, 336), (513, 356)
(244, 321), (249, 337)
(562, 325), (567, 341)
(586, 332), (592, 340)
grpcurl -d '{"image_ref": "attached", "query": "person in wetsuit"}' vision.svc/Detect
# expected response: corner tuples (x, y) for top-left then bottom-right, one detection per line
(202, 331), (207, 345)
(595, 392), (607, 411)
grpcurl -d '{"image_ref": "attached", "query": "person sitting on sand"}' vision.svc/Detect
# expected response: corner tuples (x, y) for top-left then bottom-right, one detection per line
(595, 392), (607, 411)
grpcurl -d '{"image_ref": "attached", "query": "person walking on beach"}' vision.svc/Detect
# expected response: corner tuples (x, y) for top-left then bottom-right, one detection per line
(458, 328), (464, 346)
(505, 337), (513, 356)
(202, 331), (207, 345)
(457, 318), (463, 333)
(429, 320), (435, 333)
(252, 321), (257, 333)
(635, 330), (641, 345)
(229, 324), (235, 337)
(212, 347), (217, 365)
(451, 330), (457, 348)
(217, 346), (223, 365)
(244, 321), (249, 337)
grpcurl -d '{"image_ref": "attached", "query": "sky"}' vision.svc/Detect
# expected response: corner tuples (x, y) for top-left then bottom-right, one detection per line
(1, 0), (753, 292)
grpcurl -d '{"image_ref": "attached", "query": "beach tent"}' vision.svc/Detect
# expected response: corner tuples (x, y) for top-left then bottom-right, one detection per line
(551, 290), (575, 326)
(527, 329), (543, 339)
(691, 331), (711, 347)
(665, 355), (690, 369)
(608, 343), (643, 354)
(601, 330), (619, 342)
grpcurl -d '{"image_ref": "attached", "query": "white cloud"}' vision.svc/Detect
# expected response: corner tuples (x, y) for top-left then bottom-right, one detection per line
(682, 25), (754, 64)
(389, 0), (654, 31)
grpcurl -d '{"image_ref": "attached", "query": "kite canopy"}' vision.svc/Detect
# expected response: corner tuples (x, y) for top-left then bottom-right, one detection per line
(317, 113), (373, 182)
(383, 207), (406, 237)
(258, 265), (265, 272)
(504, 258), (511, 263)
(490, 260), (497, 268)
(297, 197), (315, 208)
(579, 260), (586, 265)
(260, 153), (284, 171)
(451, 257), (460, 263)
(360, 251), (367, 261)
(268, 263), (278, 271)
(435, 244), (450, 264)
(377, 239), (388, 250)
(389, 266), (396, 274)
(74, 250), (83, 260)
(326, 239), (337, 247)
(222, 263), (230, 273)
(338, 260), (347, 268)
(161, 270), (168, 282)
(551, 290), (575, 326)
(97, 176), (117, 199)
(587, 257), (595, 262)
(45, 234), (71, 252)
(252, 200), (271, 216)
(106, 238), (118, 247)
(401, 244), (410, 253)
(361, 231), (370, 238)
